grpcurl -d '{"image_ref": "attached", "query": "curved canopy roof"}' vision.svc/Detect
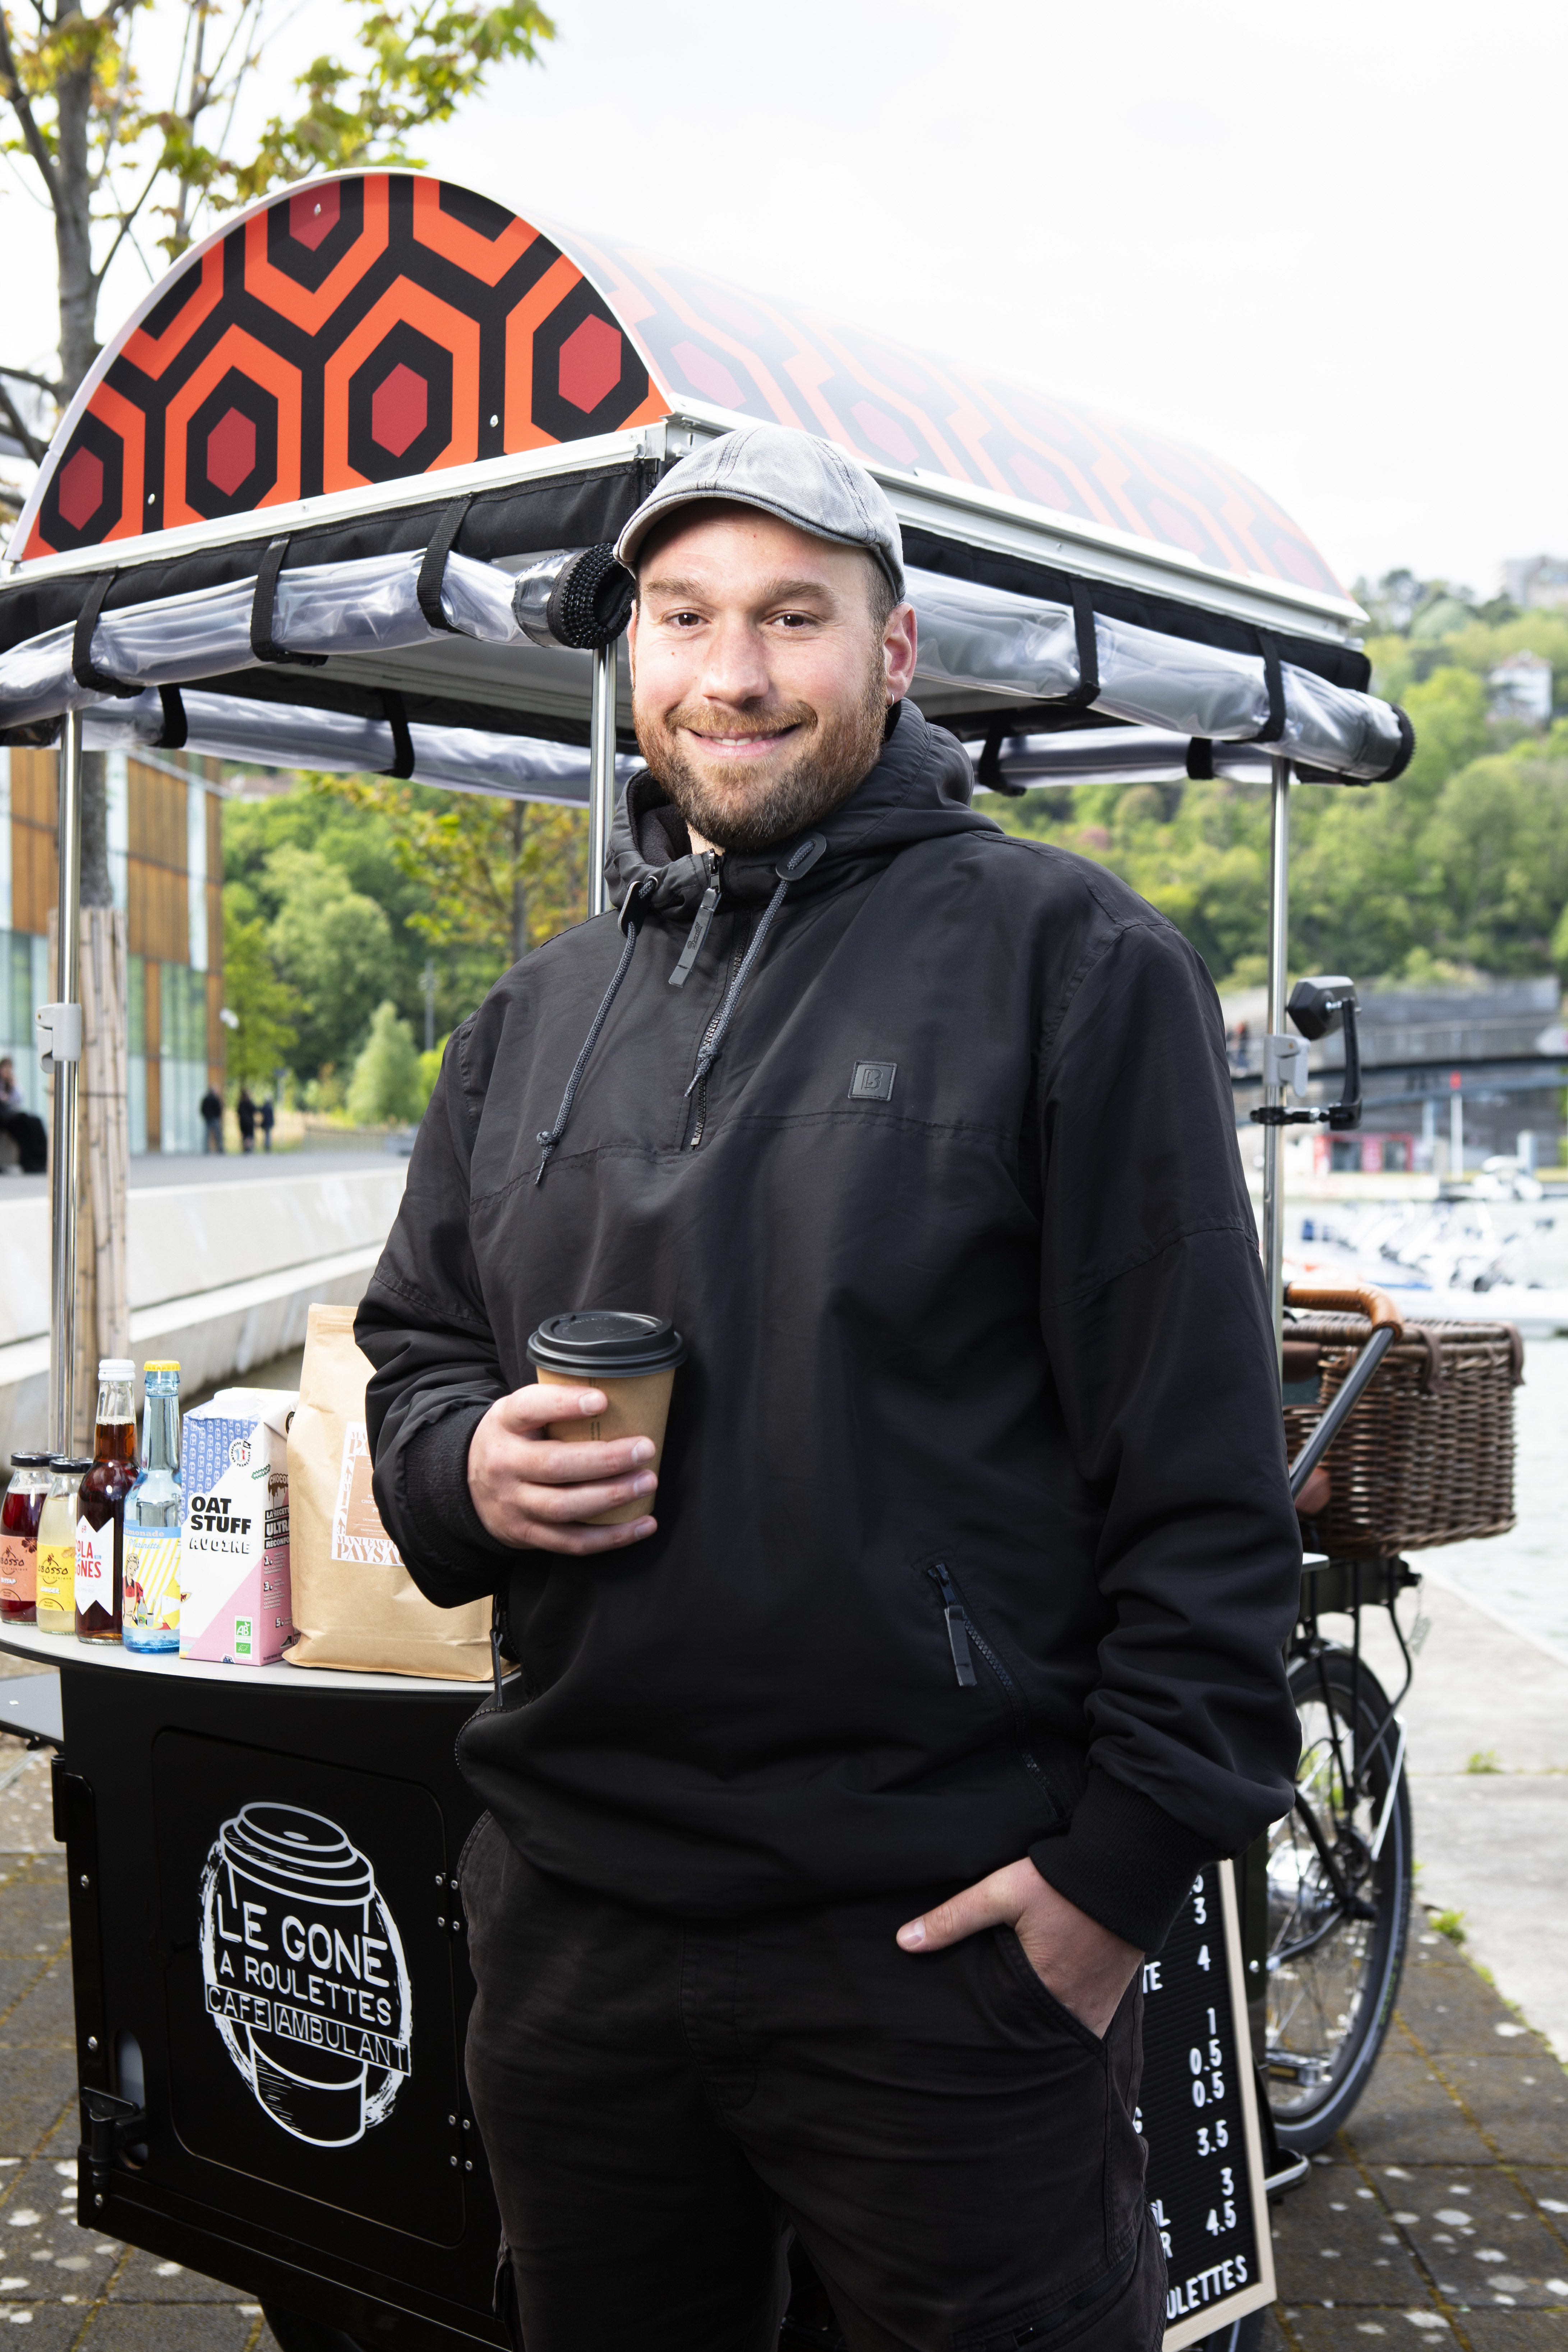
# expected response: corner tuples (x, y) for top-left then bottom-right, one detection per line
(8, 171), (1346, 610)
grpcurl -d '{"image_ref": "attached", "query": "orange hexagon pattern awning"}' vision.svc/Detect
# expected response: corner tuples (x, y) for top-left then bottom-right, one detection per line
(17, 170), (1344, 601)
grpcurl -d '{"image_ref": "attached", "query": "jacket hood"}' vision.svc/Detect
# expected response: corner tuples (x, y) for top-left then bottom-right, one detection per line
(603, 700), (1000, 919)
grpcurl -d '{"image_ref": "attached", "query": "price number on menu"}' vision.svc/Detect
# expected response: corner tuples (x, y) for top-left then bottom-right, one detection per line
(1139, 1864), (1268, 2334)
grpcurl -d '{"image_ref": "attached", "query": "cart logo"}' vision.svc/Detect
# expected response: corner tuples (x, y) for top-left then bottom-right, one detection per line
(199, 1802), (412, 2148)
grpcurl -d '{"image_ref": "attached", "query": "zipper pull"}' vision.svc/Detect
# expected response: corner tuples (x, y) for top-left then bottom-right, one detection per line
(928, 1563), (977, 1688)
(668, 861), (720, 988)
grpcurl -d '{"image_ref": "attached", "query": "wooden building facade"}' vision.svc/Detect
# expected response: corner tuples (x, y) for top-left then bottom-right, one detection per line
(0, 746), (223, 1152)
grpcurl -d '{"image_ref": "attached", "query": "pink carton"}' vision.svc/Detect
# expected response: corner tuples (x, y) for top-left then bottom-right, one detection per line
(180, 1389), (296, 1666)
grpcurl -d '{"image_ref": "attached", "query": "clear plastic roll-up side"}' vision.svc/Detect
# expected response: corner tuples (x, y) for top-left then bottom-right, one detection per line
(906, 568), (1079, 698)
(1271, 664), (1406, 780)
(0, 550), (528, 728)
(80, 689), (629, 807)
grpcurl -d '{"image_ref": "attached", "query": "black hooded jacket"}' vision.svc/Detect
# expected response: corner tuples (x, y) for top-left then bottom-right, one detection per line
(357, 703), (1301, 1951)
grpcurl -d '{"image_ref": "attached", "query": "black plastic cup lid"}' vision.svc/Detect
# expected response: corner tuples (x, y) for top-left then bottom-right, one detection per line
(527, 1311), (686, 1377)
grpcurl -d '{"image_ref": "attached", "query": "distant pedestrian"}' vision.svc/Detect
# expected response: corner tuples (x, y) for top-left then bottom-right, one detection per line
(200, 1084), (223, 1154)
(260, 1097), (275, 1152)
(0, 1058), (46, 1173)
(237, 1088), (257, 1152)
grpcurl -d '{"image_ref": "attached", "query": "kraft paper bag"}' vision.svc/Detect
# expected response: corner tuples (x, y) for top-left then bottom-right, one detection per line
(285, 1302), (494, 1680)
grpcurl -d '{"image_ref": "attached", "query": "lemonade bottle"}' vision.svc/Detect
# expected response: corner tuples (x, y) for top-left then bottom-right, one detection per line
(36, 1458), (91, 1633)
(124, 1361), (182, 1654)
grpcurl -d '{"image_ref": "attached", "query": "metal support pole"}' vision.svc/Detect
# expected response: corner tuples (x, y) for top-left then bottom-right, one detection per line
(587, 638), (619, 919)
(50, 709), (83, 1454)
(1261, 757), (1291, 1376)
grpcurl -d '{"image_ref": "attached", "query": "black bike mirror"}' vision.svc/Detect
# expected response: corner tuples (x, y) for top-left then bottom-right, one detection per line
(1287, 974), (1362, 1131)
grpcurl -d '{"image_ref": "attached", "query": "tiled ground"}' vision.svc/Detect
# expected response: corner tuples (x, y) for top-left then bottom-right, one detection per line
(0, 1729), (1564, 2350)
(1261, 1922), (1568, 2352)
(0, 1744), (285, 2350)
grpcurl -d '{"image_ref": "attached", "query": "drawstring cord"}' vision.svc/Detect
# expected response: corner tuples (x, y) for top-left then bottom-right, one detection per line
(683, 832), (828, 1100)
(534, 881), (651, 1183)
(535, 833), (827, 1179)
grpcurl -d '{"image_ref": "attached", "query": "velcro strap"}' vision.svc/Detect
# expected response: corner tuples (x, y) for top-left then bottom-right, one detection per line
(72, 573), (140, 698)
(157, 687), (188, 750)
(250, 538), (326, 667)
(381, 690), (415, 780)
(417, 494), (474, 634)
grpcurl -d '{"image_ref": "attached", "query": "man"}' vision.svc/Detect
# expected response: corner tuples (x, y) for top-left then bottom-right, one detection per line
(359, 425), (1301, 2352)
(236, 1085), (256, 1153)
(199, 1082), (223, 1153)
(0, 1059), (47, 1173)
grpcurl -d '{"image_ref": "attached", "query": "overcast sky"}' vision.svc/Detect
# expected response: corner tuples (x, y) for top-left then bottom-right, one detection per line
(4, 0), (1562, 599)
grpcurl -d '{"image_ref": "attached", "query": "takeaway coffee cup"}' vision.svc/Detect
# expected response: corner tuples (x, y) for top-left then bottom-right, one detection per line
(527, 1311), (687, 1526)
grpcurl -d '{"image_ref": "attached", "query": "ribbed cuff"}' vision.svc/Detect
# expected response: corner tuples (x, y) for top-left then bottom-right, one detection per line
(1028, 1767), (1219, 1954)
(401, 1399), (516, 1570)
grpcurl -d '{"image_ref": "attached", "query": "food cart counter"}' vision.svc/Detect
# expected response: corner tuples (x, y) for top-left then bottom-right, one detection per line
(0, 1627), (508, 2350)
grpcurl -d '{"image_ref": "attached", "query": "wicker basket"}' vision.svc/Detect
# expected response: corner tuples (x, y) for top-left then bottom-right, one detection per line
(1283, 1309), (1522, 1557)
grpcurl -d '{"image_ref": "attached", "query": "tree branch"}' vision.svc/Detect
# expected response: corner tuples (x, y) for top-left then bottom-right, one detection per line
(0, 360), (64, 397)
(0, 372), (47, 462)
(0, 4), (63, 207)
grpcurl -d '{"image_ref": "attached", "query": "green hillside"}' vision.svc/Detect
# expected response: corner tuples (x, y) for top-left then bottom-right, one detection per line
(988, 573), (1568, 992)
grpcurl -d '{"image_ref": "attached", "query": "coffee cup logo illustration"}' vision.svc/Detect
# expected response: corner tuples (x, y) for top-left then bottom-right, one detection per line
(200, 1802), (412, 2148)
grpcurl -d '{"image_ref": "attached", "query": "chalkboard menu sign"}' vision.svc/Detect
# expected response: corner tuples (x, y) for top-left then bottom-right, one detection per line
(1142, 1860), (1274, 2348)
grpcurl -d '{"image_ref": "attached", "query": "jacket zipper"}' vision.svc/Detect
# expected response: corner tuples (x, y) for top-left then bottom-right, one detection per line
(686, 936), (744, 1149)
(927, 1562), (1050, 1794)
(668, 856), (721, 989)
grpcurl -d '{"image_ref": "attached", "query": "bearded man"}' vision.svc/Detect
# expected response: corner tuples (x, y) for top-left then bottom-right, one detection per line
(358, 425), (1301, 2352)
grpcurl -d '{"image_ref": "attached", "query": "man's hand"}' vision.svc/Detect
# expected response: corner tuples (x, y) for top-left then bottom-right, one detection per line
(468, 1385), (659, 1553)
(896, 1858), (1142, 2038)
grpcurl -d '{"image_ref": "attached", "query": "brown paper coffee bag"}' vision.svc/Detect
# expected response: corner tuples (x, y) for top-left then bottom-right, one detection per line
(285, 1302), (494, 1679)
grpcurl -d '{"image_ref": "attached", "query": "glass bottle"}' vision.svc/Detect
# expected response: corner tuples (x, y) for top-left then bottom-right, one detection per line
(0, 1454), (52, 1624)
(37, 1459), (93, 1634)
(77, 1358), (138, 1643)
(124, 1361), (183, 1655)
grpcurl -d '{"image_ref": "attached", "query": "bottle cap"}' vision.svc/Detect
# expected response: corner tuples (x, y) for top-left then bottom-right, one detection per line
(97, 1358), (135, 1380)
(9, 1452), (51, 1469)
(143, 1360), (180, 1371)
(48, 1456), (95, 1474)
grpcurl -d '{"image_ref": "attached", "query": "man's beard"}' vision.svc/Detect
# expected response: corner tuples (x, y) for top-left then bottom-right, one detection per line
(635, 664), (889, 854)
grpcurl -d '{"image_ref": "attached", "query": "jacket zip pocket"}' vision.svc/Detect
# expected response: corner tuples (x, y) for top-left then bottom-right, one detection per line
(686, 936), (744, 1148)
(927, 1561), (1053, 1799)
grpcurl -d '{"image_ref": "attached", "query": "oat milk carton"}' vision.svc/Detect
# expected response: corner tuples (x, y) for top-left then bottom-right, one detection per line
(180, 1389), (296, 1665)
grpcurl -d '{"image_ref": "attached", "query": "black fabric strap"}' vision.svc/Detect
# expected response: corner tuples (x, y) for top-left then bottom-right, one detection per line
(250, 538), (326, 667)
(1047, 579), (1101, 713)
(72, 573), (139, 697)
(417, 494), (475, 634)
(381, 690), (415, 780)
(157, 687), (188, 750)
(1186, 738), (1216, 781)
(1250, 627), (1286, 746)
(976, 728), (1025, 796)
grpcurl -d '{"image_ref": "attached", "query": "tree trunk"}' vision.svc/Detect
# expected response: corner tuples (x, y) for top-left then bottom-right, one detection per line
(52, 50), (98, 403)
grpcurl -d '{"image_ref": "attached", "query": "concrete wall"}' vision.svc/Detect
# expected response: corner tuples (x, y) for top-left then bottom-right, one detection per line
(0, 1163), (407, 1454)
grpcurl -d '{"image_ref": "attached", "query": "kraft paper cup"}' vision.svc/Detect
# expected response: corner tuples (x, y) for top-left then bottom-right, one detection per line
(527, 1312), (686, 1529)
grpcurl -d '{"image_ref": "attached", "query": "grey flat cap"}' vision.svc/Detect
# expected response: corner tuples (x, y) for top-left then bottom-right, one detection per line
(616, 423), (905, 599)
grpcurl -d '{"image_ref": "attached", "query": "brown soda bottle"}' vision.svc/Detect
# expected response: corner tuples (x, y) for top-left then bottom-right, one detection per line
(77, 1358), (138, 1643)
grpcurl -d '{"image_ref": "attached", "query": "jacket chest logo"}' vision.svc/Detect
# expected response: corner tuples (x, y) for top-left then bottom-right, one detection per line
(849, 1060), (897, 1103)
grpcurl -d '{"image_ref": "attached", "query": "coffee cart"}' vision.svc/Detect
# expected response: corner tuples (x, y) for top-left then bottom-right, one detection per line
(0, 167), (1415, 2350)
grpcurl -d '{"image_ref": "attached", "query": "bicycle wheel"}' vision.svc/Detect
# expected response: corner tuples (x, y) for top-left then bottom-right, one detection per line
(1264, 1645), (1412, 2152)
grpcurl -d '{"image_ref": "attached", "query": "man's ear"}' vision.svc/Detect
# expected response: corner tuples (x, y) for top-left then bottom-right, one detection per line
(884, 602), (918, 702)
(625, 596), (639, 688)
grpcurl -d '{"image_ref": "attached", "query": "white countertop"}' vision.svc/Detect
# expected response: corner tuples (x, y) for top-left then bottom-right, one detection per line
(0, 1620), (503, 1698)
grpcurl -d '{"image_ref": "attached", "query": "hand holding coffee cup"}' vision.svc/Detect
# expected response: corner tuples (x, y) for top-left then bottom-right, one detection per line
(466, 1312), (684, 1553)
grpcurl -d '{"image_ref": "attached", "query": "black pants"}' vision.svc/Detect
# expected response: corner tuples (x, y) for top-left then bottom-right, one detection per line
(461, 1817), (1164, 2352)
(0, 1107), (46, 1173)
